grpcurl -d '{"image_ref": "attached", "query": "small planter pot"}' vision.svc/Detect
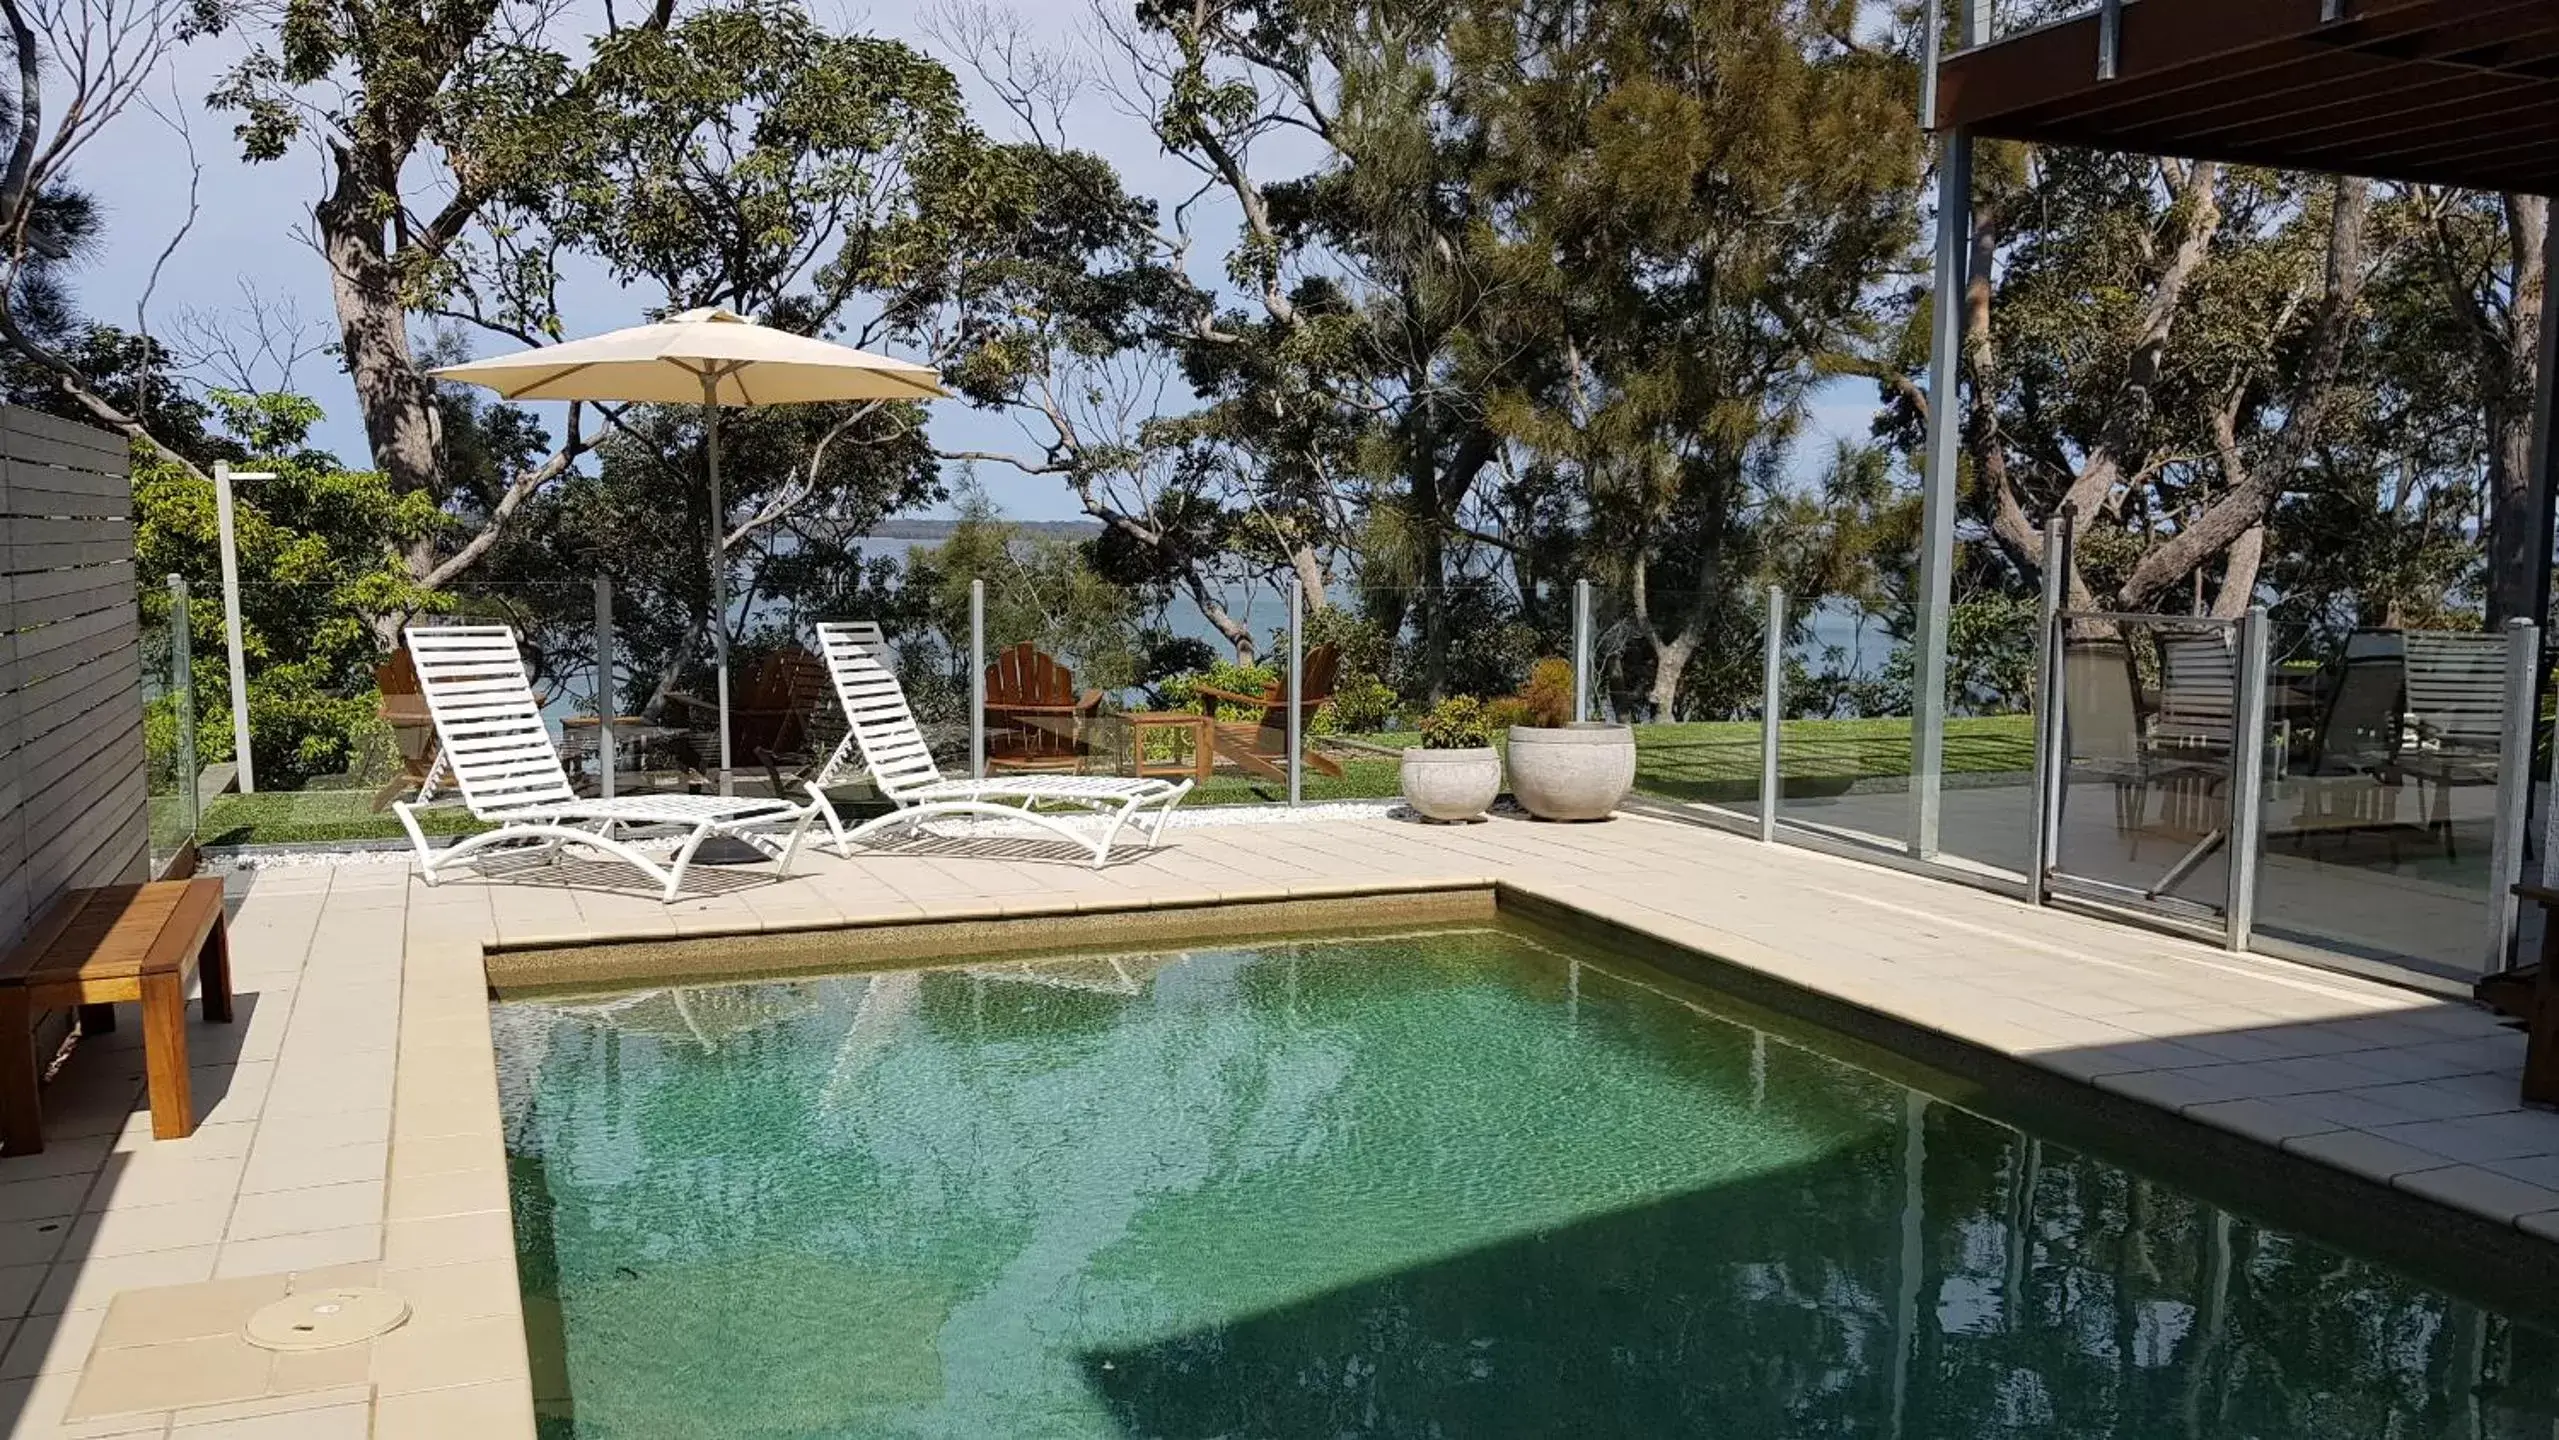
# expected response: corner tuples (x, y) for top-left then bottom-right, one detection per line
(1400, 746), (1502, 823)
(1507, 723), (1637, 821)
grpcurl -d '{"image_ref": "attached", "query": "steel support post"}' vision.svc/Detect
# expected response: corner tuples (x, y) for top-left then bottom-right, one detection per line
(2225, 608), (2273, 952)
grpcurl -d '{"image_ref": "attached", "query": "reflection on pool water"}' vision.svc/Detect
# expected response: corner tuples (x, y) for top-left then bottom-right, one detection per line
(496, 927), (2559, 1438)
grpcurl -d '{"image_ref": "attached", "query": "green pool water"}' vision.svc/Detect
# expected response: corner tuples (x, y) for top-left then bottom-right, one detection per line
(496, 926), (2559, 1438)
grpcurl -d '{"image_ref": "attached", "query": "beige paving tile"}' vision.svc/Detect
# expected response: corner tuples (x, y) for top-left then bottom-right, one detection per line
(86, 1157), (251, 1213)
(244, 1113), (387, 1156)
(377, 1258), (517, 1326)
(2394, 1164), (2559, 1225)
(265, 1340), (373, 1393)
(2282, 1128), (2459, 1183)
(224, 1183), (382, 1244)
(281, 1263), (378, 1294)
(68, 1202), (232, 1260)
(91, 1276), (286, 1349)
(1, 1303), (105, 1378)
(2182, 1097), (2343, 1145)
(210, 1228), (379, 1281)
(381, 1212), (511, 1273)
(169, 1398), (370, 1438)
(371, 1377), (535, 1438)
(236, 1144), (386, 1198)
(385, 1134), (498, 1184)
(0, 1176), (91, 1225)
(162, 1385), (369, 1430)
(34, 1248), (219, 1316)
(0, 1217), (77, 1270)
(369, 1313), (530, 1395)
(65, 1333), (269, 1419)
(383, 1168), (502, 1225)
(0, 1370), (88, 1437)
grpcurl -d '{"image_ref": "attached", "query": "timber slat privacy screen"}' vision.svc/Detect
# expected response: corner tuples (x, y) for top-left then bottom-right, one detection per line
(0, 406), (148, 951)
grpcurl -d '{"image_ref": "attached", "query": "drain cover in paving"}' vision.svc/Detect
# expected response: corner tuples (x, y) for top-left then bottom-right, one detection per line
(242, 1287), (411, 1351)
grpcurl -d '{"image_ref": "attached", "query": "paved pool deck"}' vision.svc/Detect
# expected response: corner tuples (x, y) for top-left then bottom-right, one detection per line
(1, 806), (2553, 1436)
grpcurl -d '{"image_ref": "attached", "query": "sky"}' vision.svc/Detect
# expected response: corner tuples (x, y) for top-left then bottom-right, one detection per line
(69, 0), (1882, 523)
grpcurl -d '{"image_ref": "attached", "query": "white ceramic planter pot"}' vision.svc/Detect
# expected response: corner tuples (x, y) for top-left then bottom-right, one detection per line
(1507, 723), (1636, 821)
(1400, 746), (1502, 823)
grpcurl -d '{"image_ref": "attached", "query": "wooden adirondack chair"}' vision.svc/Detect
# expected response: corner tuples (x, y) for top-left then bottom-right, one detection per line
(664, 644), (836, 794)
(369, 646), (447, 812)
(984, 642), (1103, 773)
(1195, 646), (1345, 782)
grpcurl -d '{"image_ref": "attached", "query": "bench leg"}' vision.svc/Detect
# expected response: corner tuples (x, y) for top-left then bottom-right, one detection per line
(198, 922), (234, 1025)
(141, 973), (195, 1141)
(0, 988), (38, 1156)
(2526, 920), (2559, 1107)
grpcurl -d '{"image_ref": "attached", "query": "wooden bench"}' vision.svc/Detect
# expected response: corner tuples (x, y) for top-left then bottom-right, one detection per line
(0, 880), (234, 1155)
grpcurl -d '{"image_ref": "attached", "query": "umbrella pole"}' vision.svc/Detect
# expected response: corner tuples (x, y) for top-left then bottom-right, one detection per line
(704, 376), (733, 796)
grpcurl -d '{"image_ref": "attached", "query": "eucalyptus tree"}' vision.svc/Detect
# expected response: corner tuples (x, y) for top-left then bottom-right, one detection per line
(1454, 0), (1921, 717)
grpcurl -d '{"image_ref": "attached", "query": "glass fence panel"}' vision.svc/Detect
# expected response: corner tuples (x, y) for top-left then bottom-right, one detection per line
(2248, 623), (2518, 978)
(141, 580), (198, 874)
(2048, 616), (2236, 920)
(1928, 592), (2043, 882)
(1776, 595), (1915, 853)
(1608, 589), (1764, 821)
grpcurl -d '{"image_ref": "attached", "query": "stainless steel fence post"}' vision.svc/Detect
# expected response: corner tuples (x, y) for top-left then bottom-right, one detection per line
(969, 579), (986, 780)
(2026, 515), (2071, 906)
(1287, 578), (1304, 807)
(1760, 585), (1784, 844)
(2487, 618), (2541, 973)
(168, 574), (198, 841)
(1572, 579), (1594, 723)
(593, 576), (616, 799)
(2225, 606), (2273, 952)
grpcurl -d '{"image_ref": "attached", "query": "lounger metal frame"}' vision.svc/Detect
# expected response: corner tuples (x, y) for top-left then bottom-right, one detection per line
(395, 625), (818, 901)
(808, 622), (1191, 867)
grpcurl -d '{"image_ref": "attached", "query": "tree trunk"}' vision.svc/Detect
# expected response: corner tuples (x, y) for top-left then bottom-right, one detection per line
(2486, 195), (2549, 626)
(316, 154), (444, 511)
(1646, 628), (1697, 720)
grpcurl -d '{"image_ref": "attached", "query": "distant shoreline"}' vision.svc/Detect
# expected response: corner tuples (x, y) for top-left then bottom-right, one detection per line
(865, 518), (1103, 542)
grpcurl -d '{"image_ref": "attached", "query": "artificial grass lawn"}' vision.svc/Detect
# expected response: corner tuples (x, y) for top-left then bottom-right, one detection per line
(169, 714), (2035, 848)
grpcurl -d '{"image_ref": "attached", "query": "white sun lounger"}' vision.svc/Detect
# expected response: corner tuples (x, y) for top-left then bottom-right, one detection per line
(807, 621), (1191, 867)
(394, 625), (819, 901)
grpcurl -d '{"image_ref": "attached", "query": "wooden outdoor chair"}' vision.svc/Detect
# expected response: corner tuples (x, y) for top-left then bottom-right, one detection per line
(370, 645), (448, 812)
(1195, 646), (1345, 782)
(984, 641), (1102, 774)
(663, 644), (838, 794)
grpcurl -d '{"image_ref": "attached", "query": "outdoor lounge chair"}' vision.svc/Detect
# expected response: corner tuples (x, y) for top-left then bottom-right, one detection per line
(2399, 630), (2510, 859)
(806, 621), (1191, 867)
(393, 625), (819, 901)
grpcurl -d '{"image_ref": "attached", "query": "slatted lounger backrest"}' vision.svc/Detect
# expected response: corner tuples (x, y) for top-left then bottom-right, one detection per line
(2154, 631), (2238, 751)
(815, 622), (947, 802)
(2404, 631), (2508, 754)
(404, 625), (579, 818)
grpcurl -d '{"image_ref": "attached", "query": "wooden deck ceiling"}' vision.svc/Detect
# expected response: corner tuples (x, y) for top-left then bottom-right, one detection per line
(1934, 0), (2559, 195)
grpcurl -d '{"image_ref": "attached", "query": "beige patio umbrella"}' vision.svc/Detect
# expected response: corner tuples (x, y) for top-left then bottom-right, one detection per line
(431, 307), (947, 792)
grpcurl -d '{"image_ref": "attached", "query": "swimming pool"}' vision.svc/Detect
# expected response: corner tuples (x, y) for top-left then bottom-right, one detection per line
(495, 923), (2559, 1437)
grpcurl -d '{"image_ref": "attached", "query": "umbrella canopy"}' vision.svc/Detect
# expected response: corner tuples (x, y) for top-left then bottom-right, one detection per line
(429, 307), (947, 406)
(429, 308), (947, 795)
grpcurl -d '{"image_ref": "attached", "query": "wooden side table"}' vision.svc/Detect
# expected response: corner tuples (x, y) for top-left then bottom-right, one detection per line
(1125, 712), (1213, 784)
(0, 879), (234, 1154)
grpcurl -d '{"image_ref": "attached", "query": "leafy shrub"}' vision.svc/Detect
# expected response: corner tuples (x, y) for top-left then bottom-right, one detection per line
(1156, 658), (1277, 721)
(1323, 675), (1399, 734)
(1516, 657), (1575, 727)
(1418, 695), (1491, 749)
